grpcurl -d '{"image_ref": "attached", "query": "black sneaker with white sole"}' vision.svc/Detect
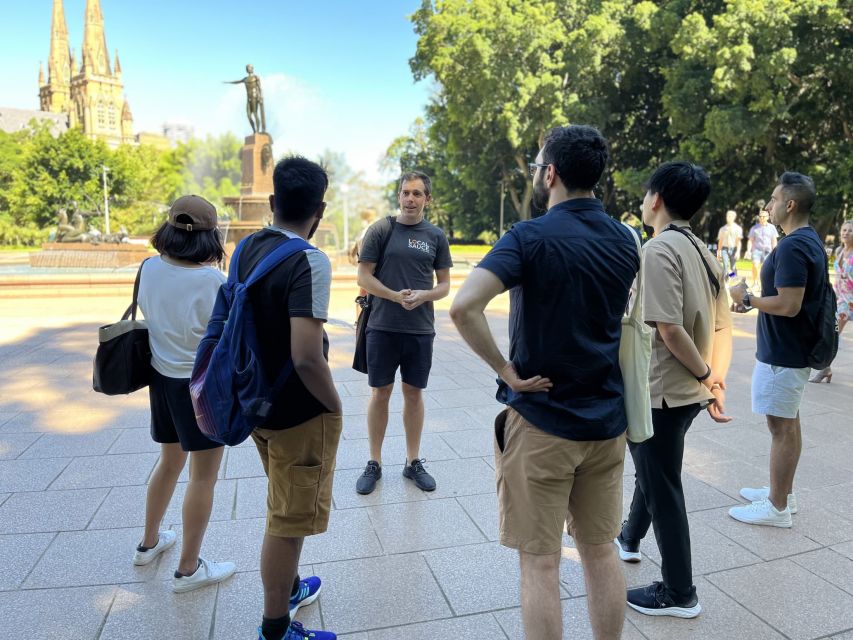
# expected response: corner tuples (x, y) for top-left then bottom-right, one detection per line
(614, 532), (641, 563)
(627, 582), (701, 618)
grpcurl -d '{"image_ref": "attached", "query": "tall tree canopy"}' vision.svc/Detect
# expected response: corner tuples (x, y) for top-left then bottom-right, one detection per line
(406, 0), (852, 239)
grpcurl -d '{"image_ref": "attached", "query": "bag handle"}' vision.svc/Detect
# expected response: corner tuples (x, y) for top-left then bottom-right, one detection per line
(664, 224), (721, 298)
(621, 222), (644, 321)
(122, 258), (150, 321)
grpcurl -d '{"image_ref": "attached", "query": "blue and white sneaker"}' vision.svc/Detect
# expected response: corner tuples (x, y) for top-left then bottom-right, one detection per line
(289, 576), (322, 615)
(257, 621), (336, 639)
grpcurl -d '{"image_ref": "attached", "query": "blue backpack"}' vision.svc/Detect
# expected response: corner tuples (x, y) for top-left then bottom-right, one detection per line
(190, 235), (312, 446)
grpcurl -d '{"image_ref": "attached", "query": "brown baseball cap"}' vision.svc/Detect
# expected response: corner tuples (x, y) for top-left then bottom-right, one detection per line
(168, 195), (217, 231)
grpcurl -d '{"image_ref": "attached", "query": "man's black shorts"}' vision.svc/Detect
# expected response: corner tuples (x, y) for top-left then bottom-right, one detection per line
(149, 369), (221, 452)
(366, 329), (434, 389)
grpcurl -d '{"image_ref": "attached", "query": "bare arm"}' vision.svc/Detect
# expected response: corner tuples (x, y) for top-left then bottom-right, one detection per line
(730, 282), (805, 317)
(290, 317), (341, 414)
(450, 268), (551, 392)
(655, 322), (710, 379)
(357, 261), (408, 304)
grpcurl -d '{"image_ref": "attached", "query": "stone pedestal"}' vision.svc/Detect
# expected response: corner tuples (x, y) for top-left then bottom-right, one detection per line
(239, 133), (274, 199)
(223, 133), (275, 264)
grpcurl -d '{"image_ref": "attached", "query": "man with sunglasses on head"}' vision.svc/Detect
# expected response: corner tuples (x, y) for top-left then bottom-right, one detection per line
(451, 125), (638, 640)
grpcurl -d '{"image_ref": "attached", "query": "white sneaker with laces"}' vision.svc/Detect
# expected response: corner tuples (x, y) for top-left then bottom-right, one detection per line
(729, 498), (792, 528)
(172, 557), (236, 593)
(739, 486), (798, 513)
(133, 530), (177, 566)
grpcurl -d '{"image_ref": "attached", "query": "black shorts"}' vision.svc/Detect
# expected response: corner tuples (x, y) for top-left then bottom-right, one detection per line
(366, 329), (434, 389)
(148, 369), (222, 452)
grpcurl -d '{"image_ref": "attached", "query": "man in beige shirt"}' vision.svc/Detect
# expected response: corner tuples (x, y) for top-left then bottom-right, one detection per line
(615, 162), (733, 619)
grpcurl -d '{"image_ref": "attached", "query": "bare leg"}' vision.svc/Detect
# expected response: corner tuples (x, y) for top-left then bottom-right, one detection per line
(367, 384), (393, 464)
(401, 382), (425, 463)
(577, 541), (626, 640)
(142, 443), (187, 548)
(519, 551), (562, 640)
(767, 414), (802, 510)
(261, 535), (304, 619)
(176, 446), (225, 574)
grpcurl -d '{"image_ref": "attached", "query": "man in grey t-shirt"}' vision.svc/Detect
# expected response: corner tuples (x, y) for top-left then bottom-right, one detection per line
(355, 171), (453, 494)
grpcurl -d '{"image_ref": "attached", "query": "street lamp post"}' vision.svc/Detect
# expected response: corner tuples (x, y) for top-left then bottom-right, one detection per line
(340, 183), (350, 251)
(101, 165), (111, 235)
(499, 177), (506, 237)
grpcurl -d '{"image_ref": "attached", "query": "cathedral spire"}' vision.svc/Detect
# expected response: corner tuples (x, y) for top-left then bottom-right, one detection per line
(82, 0), (111, 76)
(114, 50), (122, 75)
(47, 0), (70, 85)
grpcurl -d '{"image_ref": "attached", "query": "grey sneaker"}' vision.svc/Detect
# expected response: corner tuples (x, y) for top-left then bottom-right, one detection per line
(133, 530), (177, 566)
(403, 458), (436, 492)
(356, 460), (382, 495)
(172, 557), (236, 593)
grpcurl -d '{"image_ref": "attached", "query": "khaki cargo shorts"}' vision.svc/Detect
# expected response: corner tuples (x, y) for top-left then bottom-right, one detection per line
(495, 408), (626, 554)
(252, 412), (342, 538)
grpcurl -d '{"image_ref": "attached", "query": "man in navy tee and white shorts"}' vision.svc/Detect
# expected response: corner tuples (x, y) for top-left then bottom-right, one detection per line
(729, 172), (826, 528)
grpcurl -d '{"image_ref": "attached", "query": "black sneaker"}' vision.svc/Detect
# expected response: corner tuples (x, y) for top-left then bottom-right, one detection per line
(627, 582), (701, 618)
(402, 458), (436, 492)
(614, 530), (641, 563)
(356, 460), (382, 495)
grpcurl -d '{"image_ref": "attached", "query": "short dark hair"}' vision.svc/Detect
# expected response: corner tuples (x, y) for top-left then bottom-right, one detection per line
(541, 125), (609, 191)
(272, 156), (329, 223)
(646, 161), (711, 220)
(399, 171), (431, 196)
(778, 171), (816, 212)
(150, 222), (225, 263)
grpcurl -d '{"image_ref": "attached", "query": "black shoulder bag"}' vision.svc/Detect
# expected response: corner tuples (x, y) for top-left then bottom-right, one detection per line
(352, 217), (397, 373)
(93, 258), (153, 395)
(664, 224), (720, 297)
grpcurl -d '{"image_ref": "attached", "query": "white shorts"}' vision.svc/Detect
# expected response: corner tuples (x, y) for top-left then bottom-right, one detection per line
(751, 362), (809, 419)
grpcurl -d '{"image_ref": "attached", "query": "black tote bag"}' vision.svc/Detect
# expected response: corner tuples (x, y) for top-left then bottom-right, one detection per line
(93, 259), (152, 395)
(352, 217), (396, 373)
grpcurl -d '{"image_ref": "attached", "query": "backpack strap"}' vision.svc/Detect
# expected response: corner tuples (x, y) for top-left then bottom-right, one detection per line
(663, 224), (720, 298)
(227, 237), (248, 286)
(372, 216), (397, 281)
(233, 235), (314, 287)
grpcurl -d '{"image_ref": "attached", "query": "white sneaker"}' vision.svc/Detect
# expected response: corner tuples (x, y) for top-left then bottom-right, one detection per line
(614, 536), (642, 563)
(172, 557), (236, 593)
(132, 530), (177, 566)
(739, 487), (798, 513)
(729, 498), (792, 528)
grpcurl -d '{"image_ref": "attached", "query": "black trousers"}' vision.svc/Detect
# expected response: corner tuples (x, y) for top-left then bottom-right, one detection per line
(623, 402), (701, 602)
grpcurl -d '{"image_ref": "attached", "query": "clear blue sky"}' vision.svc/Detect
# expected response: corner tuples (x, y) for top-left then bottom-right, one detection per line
(2, 0), (434, 179)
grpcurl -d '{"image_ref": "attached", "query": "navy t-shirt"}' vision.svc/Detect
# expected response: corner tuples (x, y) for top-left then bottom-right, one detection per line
(756, 226), (827, 368)
(478, 198), (639, 441)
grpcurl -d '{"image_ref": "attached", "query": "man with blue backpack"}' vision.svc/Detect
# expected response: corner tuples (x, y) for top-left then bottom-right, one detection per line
(220, 156), (341, 640)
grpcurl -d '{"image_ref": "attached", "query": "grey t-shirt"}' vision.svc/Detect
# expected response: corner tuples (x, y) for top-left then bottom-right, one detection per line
(359, 216), (453, 334)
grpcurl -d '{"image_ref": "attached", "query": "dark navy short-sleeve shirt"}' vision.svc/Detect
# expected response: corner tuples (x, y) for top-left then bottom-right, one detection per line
(478, 198), (639, 441)
(756, 226), (827, 368)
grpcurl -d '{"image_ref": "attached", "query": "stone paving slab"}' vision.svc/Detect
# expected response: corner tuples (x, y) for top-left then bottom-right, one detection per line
(2, 299), (853, 639)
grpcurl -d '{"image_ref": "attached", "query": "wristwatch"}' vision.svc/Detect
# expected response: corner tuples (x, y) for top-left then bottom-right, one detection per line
(742, 292), (753, 311)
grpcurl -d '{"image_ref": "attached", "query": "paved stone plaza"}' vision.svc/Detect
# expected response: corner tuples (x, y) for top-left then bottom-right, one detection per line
(1, 292), (852, 639)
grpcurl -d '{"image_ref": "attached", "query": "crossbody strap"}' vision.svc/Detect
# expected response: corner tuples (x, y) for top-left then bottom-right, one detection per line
(621, 222), (643, 321)
(664, 224), (720, 298)
(372, 216), (398, 282)
(122, 257), (151, 321)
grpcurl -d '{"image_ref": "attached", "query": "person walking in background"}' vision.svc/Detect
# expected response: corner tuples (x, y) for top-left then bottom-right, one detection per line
(451, 125), (638, 640)
(809, 219), (853, 383)
(238, 157), (342, 640)
(729, 172), (825, 528)
(716, 209), (743, 279)
(747, 210), (779, 287)
(616, 163), (733, 619)
(134, 195), (236, 593)
(355, 171), (452, 495)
